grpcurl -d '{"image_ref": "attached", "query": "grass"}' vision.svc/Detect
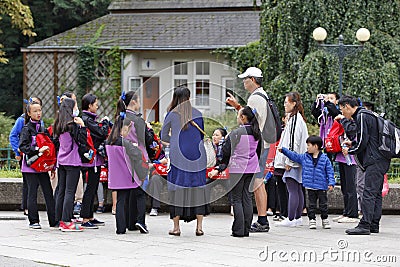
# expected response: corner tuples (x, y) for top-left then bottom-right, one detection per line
(0, 168), (22, 178)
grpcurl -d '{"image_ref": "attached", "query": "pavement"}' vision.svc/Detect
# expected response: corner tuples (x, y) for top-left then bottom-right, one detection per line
(0, 211), (399, 267)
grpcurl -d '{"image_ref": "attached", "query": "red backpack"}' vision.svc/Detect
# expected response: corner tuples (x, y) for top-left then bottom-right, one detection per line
(325, 120), (344, 153)
(28, 133), (57, 172)
(74, 127), (97, 164)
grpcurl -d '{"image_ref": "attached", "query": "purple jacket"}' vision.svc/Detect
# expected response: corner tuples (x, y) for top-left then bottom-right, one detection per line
(106, 143), (141, 190)
(57, 132), (81, 167)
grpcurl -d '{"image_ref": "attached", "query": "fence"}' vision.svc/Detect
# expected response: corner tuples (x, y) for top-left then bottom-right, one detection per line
(0, 146), (18, 170)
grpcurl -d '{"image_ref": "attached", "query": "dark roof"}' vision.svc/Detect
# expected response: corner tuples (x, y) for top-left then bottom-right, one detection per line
(108, 0), (262, 12)
(27, 11), (260, 50)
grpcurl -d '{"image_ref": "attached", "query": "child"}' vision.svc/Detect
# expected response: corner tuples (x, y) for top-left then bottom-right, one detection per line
(278, 135), (335, 229)
(80, 93), (111, 229)
(210, 106), (261, 237)
(53, 97), (84, 231)
(106, 92), (148, 234)
(18, 100), (56, 229)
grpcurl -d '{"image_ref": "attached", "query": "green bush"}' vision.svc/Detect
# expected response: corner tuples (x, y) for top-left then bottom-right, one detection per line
(0, 112), (15, 148)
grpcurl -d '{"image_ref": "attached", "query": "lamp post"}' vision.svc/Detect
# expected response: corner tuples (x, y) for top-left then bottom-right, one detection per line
(312, 27), (370, 96)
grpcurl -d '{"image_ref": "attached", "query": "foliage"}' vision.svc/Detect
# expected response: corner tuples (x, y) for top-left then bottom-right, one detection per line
(217, 0), (400, 126)
(0, 112), (16, 148)
(0, 0), (36, 63)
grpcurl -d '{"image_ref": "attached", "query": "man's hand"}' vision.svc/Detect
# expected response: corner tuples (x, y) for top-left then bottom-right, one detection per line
(226, 92), (240, 110)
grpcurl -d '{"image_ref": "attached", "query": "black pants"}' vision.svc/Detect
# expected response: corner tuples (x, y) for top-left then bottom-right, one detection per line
(266, 175), (278, 212)
(276, 174), (288, 217)
(80, 167), (100, 219)
(358, 160), (390, 230)
(231, 173), (253, 237)
(148, 174), (166, 209)
(55, 165), (81, 222)
(338, 162), (358, 218)
(307, 189), (328, 220)
(115, 187), (146, 234)
(25, 172), (56, 226)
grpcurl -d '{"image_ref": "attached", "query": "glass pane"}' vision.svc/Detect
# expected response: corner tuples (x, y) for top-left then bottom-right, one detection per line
(203, 62), (209, 75)
(174, 79), (187, 87)
(174, 62), (187, 75)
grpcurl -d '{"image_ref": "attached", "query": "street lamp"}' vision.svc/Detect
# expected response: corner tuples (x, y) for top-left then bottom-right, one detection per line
(312, 27), (370, 96)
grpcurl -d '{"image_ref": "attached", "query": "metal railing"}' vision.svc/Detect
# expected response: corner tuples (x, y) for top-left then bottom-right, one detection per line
(0, 146), (19, 170)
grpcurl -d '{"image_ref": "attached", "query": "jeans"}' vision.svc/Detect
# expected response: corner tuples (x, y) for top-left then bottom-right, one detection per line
(55, 165), (81, 222)
(25, 172), (56, 226)
(307, 189), (328, 220)
(80, 167), (100, 219)
(231, 173), (253, 236)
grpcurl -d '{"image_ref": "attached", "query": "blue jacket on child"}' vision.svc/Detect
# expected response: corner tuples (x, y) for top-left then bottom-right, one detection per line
(281, 147), (335, 190)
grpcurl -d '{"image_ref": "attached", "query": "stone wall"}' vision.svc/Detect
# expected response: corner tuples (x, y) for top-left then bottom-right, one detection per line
(1, 178), (399, 213)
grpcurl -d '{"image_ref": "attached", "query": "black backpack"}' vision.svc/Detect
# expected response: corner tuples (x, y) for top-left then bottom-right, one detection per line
(254, 92), (282, 143)
(359, 109), (400, 159)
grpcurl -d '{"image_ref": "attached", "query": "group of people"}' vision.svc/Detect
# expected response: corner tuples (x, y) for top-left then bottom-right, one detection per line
(9, 66), (389, 237)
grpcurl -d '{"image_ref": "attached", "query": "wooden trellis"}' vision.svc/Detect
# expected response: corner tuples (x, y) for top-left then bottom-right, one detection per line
(22, 50), (116, 121)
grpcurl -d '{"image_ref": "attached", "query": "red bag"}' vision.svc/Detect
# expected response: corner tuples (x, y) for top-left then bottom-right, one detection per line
(99, 166), (108, 183)
(325, 120), (344, 153)
(382, 174), (389, 197)
(152, 163), (168, 176)
(29, 133), (56, 172)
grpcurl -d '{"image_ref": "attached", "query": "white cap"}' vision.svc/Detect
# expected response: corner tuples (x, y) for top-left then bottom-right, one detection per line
(238, 67), (263, 78)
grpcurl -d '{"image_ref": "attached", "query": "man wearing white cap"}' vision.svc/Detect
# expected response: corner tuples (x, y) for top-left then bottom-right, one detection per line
(226, 67), (270, 233)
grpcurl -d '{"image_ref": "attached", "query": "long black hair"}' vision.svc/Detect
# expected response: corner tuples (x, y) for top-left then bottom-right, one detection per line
(167, 86), (192, 130)
(241, 106), (261, 141)
(107, 115), (124, 145)
(54, 98), (76, 138)
(114, 91), (138, 120)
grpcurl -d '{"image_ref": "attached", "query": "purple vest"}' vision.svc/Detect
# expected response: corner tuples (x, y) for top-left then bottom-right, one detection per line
(229, 135), (260, 174)
(106, 145), (140, 189)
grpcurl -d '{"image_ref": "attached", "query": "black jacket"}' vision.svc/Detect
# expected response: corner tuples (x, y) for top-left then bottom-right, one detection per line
(346, 107), (389, 170)
(82, 111), (109, 149)
(18, 120), (49, 157)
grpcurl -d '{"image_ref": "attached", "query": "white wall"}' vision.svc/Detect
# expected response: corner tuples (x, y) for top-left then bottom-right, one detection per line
(122, 50), (238, 122)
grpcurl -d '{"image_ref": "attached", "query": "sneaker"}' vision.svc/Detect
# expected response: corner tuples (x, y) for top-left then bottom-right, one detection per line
(90, 218), (105, 226)
(96, 206), (104, 214)
(322, 219), (331, 229)
(249, 222), (270, 232)
(273, 214), (285, 221)
(73, 202), (81, 215)
(59, 222), (84, 232)
(81, 221), (99, 229)
(50, 222), (60, 230)
(332, 215), (345, 222)
(338, 217), (360, 223)
(294, 217), (303, 226)
(276, 218), (296, 227)
(112, 209), (116, 215)
(149, 208), (158, 216)
(29, 223), (41, 229)
(267, 210), (274, 216)
(309, 219), (317, 229)
(135, 222), (149, 234)
(230, 206), (234, 216)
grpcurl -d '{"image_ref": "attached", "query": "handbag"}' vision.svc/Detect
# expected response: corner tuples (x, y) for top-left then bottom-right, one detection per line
(190, 120), (216, 168)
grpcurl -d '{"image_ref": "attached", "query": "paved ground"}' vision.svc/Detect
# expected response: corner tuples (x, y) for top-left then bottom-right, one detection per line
(0, 211), (399, 267)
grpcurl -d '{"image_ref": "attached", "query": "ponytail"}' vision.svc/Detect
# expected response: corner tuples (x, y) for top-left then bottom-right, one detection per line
(114, 91), (138, 120)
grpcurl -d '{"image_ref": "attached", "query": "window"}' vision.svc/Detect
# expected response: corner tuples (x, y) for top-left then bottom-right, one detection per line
(195, 79), (210, 106)
(196, 62), (209, 75)
(174, 79), (187, 87)
(174, 62), (188, 75)
(129, 77), (143, 102)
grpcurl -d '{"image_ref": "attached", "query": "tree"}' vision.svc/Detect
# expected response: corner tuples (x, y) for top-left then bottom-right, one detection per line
(219, 0), (400, 125)
(0, 0), (36, 63)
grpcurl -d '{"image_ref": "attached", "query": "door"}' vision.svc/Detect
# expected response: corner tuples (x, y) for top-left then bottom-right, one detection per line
(142, 77), (159, 122)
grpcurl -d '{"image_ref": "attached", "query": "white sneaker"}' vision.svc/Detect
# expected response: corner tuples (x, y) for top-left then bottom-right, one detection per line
(332, 215), (345, 222)
(149, 208), (158, 216)
(267, 210), (274, 216)
(309, 219), (317, 229)
(276, 218), (296, 227)
(322, 219), (331, 229)
(338, 217), (359, 223)
(295, 217), (303, 226)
